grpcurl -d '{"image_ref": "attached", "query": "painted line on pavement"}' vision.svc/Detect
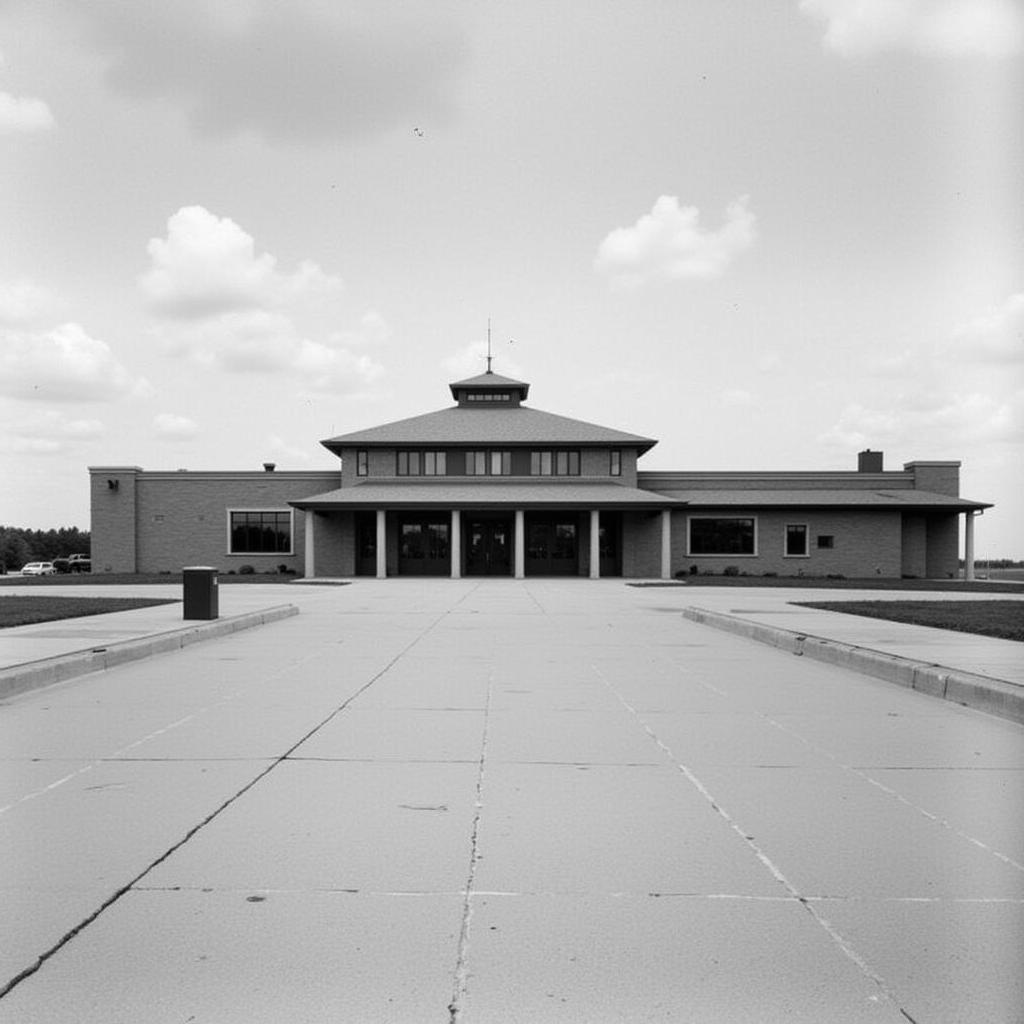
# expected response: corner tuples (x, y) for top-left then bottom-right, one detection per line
(682, 606), (1024, 725)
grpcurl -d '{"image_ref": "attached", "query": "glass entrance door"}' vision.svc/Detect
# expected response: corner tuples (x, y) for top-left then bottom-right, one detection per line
(465, 517), (512, 576)
(525, 515), (579, 575)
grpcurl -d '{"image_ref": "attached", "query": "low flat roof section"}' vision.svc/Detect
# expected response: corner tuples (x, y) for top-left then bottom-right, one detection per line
(290, 480), (682, 510)
(649, 488), (992, 511)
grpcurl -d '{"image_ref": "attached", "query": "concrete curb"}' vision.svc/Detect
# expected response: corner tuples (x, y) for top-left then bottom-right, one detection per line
(682, 606), (1024, 725)
(0, 604), (300, 702)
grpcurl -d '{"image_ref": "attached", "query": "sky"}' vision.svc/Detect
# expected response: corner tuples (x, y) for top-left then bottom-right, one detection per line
(1, 0), (1022, 558)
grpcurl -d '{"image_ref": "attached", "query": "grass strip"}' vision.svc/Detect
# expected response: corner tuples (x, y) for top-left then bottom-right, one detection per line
(794, 600), (1024, 642)
(0, 596), (178, 629)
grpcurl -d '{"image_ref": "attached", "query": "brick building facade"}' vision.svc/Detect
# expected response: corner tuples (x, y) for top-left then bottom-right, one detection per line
(90, 371), (990, 579)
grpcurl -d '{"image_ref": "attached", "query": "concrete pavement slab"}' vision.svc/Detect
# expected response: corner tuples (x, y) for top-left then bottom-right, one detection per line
(693, 764), (1024, 899)
(474, 763), (780, 896)
(867, 767), (1024, 861)
(0, 890), (464, 1024)
(460, 894), (908, 1023)
(143, 761), (480, 893)
(820, 899), (1024, 1024)
(2, 578), (1022, 1020)
(771, 708), (1024, 768)
(293, 707), (486, 762)
(1, 759), (261, 972)
(487, 709), (663, 764)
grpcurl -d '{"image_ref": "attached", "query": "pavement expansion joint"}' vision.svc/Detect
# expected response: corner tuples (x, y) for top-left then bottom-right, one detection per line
(590, 660), (923, 1021)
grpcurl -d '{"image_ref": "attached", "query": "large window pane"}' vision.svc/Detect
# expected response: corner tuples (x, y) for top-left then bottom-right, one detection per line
(688, 518), (755, 555)
(229, 511), (292, 554)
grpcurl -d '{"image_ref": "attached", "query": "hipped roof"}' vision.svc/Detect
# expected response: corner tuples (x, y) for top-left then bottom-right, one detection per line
(322, 405), (657, 454)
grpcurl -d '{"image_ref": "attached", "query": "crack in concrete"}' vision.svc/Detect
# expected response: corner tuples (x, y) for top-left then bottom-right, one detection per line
(447, 673), (493, 1024)
(591, 661), (919, 1023)
(0, 606), (458, 1001)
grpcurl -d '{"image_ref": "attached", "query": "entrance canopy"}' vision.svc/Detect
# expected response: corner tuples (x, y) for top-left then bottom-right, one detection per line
(290, 479), (682, 511)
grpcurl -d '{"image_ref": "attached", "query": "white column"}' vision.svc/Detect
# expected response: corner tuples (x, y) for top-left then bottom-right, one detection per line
(660, 508), (672, 580)
(514, 509), (525, 579)
(590, 509), (601, 579)
(964, 511), (976, 581)
(451, 509), (461, 579)
(304, 510), (316, 579)
(375, 509), (387, 579)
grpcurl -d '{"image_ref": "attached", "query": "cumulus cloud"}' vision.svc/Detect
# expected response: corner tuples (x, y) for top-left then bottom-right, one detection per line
(0, 278), (55, 325)
(0, 410), (104, 456)
(0, 322), (151, 402)
(595, 195), (756, 288)
(140, 206), (340, 319)
(800, 0), (1024, 58)
(161, 310), (385, 394)
(951, 292), (1024, 362)
(821, 292), (1024, 455)
(0, 91), (54, 133)
(821, 392), (1022, 450)
(63, 1), (466, 144)
(153, 413), (199, 439)
(144, 205), (385, 394)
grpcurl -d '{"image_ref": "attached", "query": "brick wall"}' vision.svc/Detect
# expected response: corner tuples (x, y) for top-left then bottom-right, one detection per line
(905, 461), (960, 496)
(90, 470), (338, 574)
(901, 515), (927, 577)
(89, 467), (140, 573)
(925, 513), (960, 578)
(675, 510), (903, 578)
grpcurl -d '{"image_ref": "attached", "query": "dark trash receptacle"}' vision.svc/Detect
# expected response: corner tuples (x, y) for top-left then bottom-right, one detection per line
(182, 566), (219, 620)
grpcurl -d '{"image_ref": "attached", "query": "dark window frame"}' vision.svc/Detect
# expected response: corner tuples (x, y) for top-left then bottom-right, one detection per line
(784, 523), (809, 557)
(530, 449), (581, 476)
(466, 449), (511, 476)
(228, 509), (294, 555)
(610, 450), (622, 476)
(687, 516), (757, 556)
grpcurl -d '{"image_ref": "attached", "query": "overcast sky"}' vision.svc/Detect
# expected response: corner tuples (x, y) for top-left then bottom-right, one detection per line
(1, 0), (1022, 558)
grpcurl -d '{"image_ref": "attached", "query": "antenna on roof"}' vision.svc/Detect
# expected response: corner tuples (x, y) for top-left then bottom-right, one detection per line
(486, 318), (493, 373)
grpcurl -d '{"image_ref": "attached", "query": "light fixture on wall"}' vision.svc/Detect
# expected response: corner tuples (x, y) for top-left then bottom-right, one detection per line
(107, 479), (119, 491)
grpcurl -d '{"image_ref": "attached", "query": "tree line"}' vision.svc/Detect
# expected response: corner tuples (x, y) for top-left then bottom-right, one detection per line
(0, 526), (91, 572)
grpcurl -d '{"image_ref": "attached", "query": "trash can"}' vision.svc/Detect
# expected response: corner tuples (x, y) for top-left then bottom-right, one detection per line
(182, 566), (219, 620)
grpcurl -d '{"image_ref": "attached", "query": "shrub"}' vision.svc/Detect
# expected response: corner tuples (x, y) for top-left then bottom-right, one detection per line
(238, 564), (255, 575)
(763, 571), (778, 578)
(723, 565), (740, 577)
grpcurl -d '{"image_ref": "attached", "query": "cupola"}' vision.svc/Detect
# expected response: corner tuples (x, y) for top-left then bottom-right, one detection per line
(449, 370), (530, 408)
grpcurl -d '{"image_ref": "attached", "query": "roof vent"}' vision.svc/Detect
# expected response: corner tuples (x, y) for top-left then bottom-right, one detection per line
(858, 450), (883, 473)
(263, 462), (276, 472)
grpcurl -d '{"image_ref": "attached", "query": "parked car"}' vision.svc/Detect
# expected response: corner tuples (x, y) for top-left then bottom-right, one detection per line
(54, 554), (91, 573)
(21, 562), (57, 576)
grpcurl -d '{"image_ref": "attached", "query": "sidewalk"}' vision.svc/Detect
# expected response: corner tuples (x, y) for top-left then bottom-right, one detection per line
(1, 579), (1022, 1023)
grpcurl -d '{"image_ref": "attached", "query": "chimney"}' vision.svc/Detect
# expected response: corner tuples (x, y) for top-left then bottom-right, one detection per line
(263, 462), (276, 472)
(857, 449), (883, 473)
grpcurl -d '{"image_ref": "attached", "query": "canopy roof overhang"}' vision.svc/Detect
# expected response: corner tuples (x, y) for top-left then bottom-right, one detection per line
(657, 488), (992, 513)
(291, 480), (681, 511)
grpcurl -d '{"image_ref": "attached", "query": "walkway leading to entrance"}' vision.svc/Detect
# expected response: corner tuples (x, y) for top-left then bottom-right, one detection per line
(1, 580), (1021, 1022)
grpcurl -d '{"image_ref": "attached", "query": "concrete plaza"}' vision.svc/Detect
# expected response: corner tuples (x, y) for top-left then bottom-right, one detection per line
(1, 579), (1022, 1022)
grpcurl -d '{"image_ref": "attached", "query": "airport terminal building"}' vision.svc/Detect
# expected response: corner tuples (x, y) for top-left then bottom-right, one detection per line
(90, 371), (991, 580)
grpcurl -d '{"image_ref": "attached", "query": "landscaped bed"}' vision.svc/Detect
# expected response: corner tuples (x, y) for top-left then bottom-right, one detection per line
(0, 596), (179, 629)
(0, 573), (295, 587)
(793, 600), (1024, 642)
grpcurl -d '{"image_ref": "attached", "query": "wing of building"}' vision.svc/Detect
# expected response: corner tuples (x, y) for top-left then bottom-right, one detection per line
(90, 370), (991, 579)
